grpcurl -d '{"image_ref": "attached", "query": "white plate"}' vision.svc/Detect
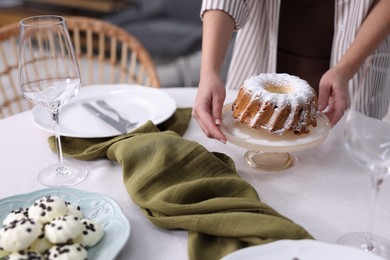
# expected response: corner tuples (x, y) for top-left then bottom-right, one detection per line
(221, 240), (386, 260)
(32, 84), (177, 138)
(220, 103), (331, 153)
(0, 188), (130, 260)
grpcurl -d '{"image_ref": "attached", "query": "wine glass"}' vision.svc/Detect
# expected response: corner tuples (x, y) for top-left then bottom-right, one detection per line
(337, 53), (390, 258)
(18, 15), (88, 187)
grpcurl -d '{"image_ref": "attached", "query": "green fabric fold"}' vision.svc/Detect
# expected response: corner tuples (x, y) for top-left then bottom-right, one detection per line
(49, 108), (313, 260)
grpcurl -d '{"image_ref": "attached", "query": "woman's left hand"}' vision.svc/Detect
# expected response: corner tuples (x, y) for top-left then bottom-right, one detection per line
(317, 66), (350, 127)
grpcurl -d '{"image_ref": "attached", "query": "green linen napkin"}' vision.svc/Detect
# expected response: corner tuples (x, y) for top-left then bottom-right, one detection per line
(49, 108), (313, 260)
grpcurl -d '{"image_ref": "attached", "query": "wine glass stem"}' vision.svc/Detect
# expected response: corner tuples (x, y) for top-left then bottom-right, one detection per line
(51, 110), (66, 175)
(365, 174), (384, 251)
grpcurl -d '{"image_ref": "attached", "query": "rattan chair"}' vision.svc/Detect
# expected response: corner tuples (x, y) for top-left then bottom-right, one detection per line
(0, 16), (160, 119)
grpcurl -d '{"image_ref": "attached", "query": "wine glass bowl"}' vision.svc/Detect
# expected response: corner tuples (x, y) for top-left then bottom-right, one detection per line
(337, 53), (390, 258)
(18, 15), (88, 186)
(345, 112), (390, 174)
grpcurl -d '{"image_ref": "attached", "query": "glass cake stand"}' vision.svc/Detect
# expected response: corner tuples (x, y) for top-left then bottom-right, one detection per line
(220, 103), (331, 172)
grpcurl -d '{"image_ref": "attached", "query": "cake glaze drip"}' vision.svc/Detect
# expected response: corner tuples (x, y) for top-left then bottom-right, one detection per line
(232, 73), (318, 135)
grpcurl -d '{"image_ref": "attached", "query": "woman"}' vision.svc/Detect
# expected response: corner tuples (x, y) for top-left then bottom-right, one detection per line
(192, 0), (390, 142)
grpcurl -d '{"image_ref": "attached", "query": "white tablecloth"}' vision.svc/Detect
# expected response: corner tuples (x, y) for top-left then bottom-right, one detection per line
(0, 87), (389, 259)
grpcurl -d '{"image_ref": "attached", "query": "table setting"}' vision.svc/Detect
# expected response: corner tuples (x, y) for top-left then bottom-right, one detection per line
(1, 15), (390, 260)
(1, 84), (390, 259)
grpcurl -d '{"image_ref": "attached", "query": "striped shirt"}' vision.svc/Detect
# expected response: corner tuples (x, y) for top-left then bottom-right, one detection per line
(201, 0), (390, 117)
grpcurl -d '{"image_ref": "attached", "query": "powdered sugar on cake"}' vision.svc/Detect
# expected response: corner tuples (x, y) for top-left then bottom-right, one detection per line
(233, 73), (318, 135)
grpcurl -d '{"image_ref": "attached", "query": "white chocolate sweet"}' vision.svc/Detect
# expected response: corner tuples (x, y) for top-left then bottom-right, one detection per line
(74, 218), (104, 248)
(0, 196), (104, 257)
(28, 229), (52, 254)
(2, 208), (29, 226)
(0, 218), (42, 252)
(65, 202), (83, 219)
(28, 196), (68, 224)
(44, 215), (83, 244)
(3, 250), (42, 259)
(45, 243), (87, 260)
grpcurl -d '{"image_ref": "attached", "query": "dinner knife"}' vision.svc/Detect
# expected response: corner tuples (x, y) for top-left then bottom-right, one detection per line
(81, 103), (127, 134)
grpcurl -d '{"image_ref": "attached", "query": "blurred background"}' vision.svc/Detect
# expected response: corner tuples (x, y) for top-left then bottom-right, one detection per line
(0, 0), (234, 88)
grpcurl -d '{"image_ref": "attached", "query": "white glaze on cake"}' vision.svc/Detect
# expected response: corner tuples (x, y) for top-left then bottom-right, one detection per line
(234, 73), (317, 135)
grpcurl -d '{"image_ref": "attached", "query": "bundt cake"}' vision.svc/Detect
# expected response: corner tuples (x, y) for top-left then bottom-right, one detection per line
(232, 73), (318, 135)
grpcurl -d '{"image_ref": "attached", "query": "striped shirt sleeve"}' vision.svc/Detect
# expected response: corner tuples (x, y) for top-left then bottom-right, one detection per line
(200, 0), (250, 30)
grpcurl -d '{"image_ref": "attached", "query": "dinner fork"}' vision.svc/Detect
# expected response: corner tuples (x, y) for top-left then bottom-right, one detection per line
(96, 100), (138, 129)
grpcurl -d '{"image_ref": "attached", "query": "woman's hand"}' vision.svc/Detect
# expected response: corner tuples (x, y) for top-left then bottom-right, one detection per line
(318, 66), (350, 127)
(317, 0), (390, 127)
(192, 74), (227, 142)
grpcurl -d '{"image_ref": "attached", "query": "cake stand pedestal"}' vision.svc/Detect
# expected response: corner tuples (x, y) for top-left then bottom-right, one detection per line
(220, 103), (330, 172)
(244, 151), (296, 171)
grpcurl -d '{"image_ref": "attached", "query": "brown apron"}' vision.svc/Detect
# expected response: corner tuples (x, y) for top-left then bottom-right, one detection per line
(276, 0), (335, 93)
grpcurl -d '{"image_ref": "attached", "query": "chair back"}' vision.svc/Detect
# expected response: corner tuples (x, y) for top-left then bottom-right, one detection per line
(0, 16), (160, 119)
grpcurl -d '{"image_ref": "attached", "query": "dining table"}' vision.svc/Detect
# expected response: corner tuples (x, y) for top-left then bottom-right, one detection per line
(0, 87), (389, 259)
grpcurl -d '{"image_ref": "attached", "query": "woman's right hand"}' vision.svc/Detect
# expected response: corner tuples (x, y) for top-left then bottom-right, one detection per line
(193, 9), (235, 142)
(192, 74), (227, 143)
